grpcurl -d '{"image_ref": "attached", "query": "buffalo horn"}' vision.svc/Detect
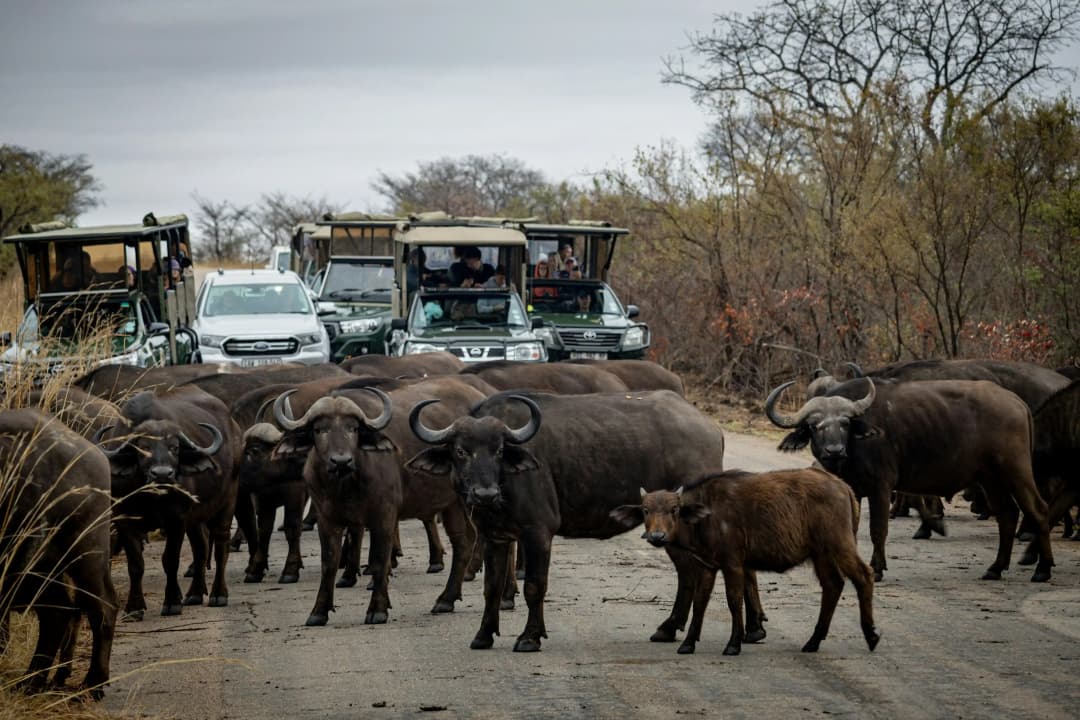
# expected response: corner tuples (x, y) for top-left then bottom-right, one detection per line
(254, 396), (277, 423)
(502, 394), (542, 445)
(409, 399), (455, 444)
(180, 423), (224, 456)
(272, 389), (305, 431)
(360, 387), (393, 431)
(764, 381), (801, 429)
(93, 424), (126, 458)
(811, 367), (828, 379)
(845, 361), (865, 378)
(850, 378), (876, 415)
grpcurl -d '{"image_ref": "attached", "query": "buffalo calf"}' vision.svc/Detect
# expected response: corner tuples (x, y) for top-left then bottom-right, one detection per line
(611, 468), (880, 656)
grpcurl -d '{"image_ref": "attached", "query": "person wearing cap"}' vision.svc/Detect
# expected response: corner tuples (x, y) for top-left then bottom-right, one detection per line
(167, 258), (182, 288)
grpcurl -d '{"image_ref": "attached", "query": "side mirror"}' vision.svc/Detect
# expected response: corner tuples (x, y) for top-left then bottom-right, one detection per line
(391, 317), (407, 331)
(0, 331), (11, 349)
(626, 304), (640, 319)
(147, 322), (170, 335)
(530, 316), (545, 329)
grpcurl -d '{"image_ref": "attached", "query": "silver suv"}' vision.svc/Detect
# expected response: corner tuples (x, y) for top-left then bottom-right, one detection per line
(193, 269), (330, 366)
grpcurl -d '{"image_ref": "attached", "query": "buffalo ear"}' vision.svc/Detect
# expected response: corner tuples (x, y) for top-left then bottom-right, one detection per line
(778, 426), (811, 452)
(272, 429), (313, 461)
(405, 447), (453, 476)
(609, 505), (644, 528)
(851, 419), (883, 441)
(502, 445), (540, 474)
(680, 503), (712, 523)
(358, 431), (396, 453)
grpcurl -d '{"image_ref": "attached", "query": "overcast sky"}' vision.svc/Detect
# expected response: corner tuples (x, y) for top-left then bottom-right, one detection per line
(3, 0), (1079, 231)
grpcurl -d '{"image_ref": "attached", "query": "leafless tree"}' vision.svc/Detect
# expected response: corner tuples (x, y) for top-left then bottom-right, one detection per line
(191, 194), (252, 263)
(250, 191), (343, 255)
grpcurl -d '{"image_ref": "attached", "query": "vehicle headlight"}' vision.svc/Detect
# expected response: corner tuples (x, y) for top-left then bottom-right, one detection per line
(297, 332), (324, 346)
(507, 342), (545, 361)
(405, 342), (446, 355)
(339, 318), (382, 334)
(623, 326), (647, 350)
(200, 334), (225, 348)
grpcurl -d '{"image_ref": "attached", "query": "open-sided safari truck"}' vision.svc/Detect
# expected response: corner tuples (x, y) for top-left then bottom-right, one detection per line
(292, 212), (401, 360)
(522, 221), (649, 361)
(387, 214), (547, 363)
(0, 212), (199, 378)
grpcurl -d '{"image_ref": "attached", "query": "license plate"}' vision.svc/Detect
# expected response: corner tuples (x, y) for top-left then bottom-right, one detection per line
(240, 358), (283, 367)
(569, 352), (607, 360)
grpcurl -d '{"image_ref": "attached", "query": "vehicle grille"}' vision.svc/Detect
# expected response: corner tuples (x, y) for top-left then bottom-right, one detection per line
(223, 338), (300, 357)
(556, 330), (621, 350)
(449, 346), (505, 361)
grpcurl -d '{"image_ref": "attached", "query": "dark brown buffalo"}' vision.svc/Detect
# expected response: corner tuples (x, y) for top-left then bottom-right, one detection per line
(611, 469), (879, 656)
(460, 359), (628, 394)
(765, 378), (1053, 582)
(28, 386), (125, 438)
(407, 390), (726, 652)
(0, 410), (117, 698)
(272, 378), (484, 626)
(98, 387), (241, 617)
(181, 362), (349, 407)
(75, 363), (241, 399)
(341, 351), (464, 377)
(566, 359), (684, 395)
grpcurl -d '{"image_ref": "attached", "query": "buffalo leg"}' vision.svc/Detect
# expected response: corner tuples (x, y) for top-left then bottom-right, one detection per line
(1021, 485), (1080, 565)
(161, 521), (186, 615)
(338, 524), (362, 588)
(307, 522), (344, 626)
(279, 490), (304, 583)
(652, 548), (698, 642)
(207, 509), (232, 607)
(867, 491), (891, 581)
(119, 529), (147, 620)
(69, 562), (118, 699)
(471, 540), (512, 649)
(839, 549), (880, 651)
(423, 516), (446, 573)
(681, 567), (719, 655)
(363, 513), (395, 624)
(744, 570), (766, 643)
(246, 496), (275, 584)
(51, 614), (80, 689)
(513, 527), (553, 652)
(1008, 476), (1054, 582)
(431, 504), (474, 614)
(912, 496), (946, 539)
(982, 489), (1020, 580)
(803, 556), (845, 652)
(234, 490), (256, 561)
(301, 499), (317, 531)
(183, 523), (210, 606)
(22, 606), (68, 693)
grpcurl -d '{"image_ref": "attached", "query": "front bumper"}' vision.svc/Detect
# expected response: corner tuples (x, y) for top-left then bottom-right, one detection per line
(198, 343), (329, 367)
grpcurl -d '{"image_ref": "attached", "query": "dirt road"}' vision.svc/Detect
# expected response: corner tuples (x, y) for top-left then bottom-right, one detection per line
(104, 431), (1080, 719)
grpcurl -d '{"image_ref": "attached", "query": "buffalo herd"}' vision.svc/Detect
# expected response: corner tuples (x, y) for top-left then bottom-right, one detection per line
(1, 352), (1078, 699)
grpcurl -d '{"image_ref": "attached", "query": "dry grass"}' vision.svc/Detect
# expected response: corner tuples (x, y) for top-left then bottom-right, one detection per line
(0, 274), (23, 338)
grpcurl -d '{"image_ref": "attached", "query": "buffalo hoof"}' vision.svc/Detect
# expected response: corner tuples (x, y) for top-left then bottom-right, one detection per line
(243, 572), (264, 583)
(500, 598), (515, 611)
(306, 613), (328, 627)
(365, 610), (388, 625)
(123, 609), (145, 622)
(1017, 550), (1038, 566)
(981, 568), (1003, 581)
(1017, 530), (1035, 542)
(929, 516), (947, 537)
(678, 641), (697, 655)
(865, 626), (881, 651)
(301, 520), (315, 532)
(464, 570), (477, 582)
(721, 643), (740, 656)
(208, 595), (228, 607)
(427, 562), (445, 574)
(976, 512), (991, 521)
(279, 573), (299, 584)
(873, 570), (884, 582)
(745, 627), (766, 644)
(513, 637), (541, 652)
(182, 594), (203, 606)
(161, 604), (183, 616)
(1031, 568), (1052, 583)
(431, 599), (455, 614)
(911, 524), (932, 540)
(86, 686), (105, 702)
(651, 627), (678, 643)
(801, 639), (821, 653)
(183, 564), (195, 578)
(470, 633), (494, 650)
(336, 574), (358, 589)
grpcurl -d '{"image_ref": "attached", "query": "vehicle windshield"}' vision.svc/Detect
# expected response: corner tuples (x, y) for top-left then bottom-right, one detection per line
(203, 282), (312, 316)
(410, 291), (527, 330)
(320, 262), (394, 303)
(19, 297), (139, 352)
(527, 282), (624, 315)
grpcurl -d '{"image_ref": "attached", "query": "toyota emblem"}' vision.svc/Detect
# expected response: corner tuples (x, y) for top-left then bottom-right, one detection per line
(582, 330), (598, 340)
(254, 341), (270, 351)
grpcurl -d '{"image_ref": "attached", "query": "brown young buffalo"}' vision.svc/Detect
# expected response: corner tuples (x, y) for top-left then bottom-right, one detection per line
(612, 469), (879, 656)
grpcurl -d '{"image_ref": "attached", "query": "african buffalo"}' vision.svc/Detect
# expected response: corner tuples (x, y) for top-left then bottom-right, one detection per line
(98, 387), (241, 617)
(765, 378), (1053, 582)
(407, 389), (726, 652)
(459, 359), (628, 394)
(28, 386), (125, 439)
(566, 359), (684, 395)
(611, 469), (879, 656)
(75, 362), (240, 399)
(272, 379), (483, 626)
(341, 350), (464, 377)
(181, 362), (349, 408)
(0, 410), (117, 699)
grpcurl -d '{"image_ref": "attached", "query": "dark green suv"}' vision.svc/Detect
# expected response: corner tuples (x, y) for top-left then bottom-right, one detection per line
(312, 256), (395, 360)
(527, 279), (648, 360)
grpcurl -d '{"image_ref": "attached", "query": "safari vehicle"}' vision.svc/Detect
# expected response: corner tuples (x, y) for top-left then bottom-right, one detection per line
(522, 221), (649, 360)
(296, 213), (401, 360)
(0, 212), (198, 377)
(387, 215), (546, 362)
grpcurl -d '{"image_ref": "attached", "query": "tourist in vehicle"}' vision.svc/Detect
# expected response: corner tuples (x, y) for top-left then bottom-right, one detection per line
(483, 264), (508, 289)
(552, 242), (576, 274)
(167, 258), (182, 289)
(532, 257), (558, 299)
(407, 248), (432, 296)
(120, 264), (137, 290)
(575, 289), (594, 314)
(458, 247), (495, 287)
